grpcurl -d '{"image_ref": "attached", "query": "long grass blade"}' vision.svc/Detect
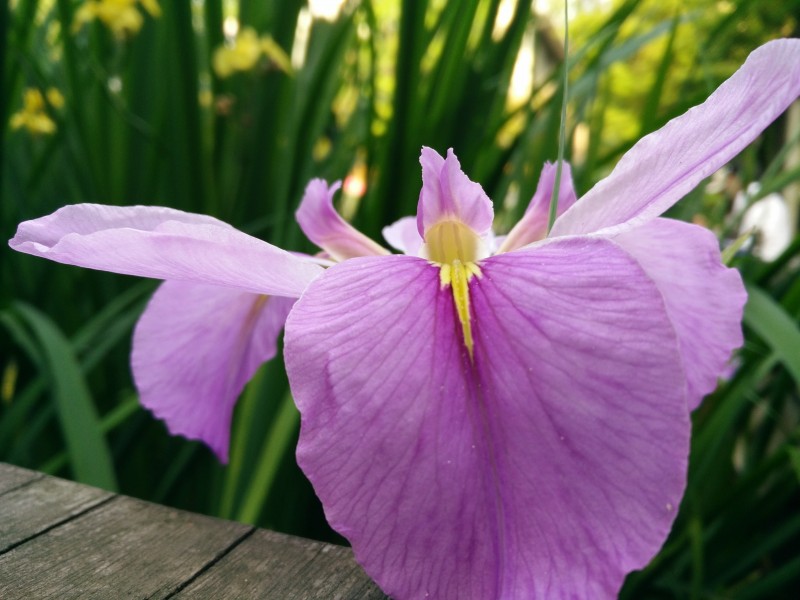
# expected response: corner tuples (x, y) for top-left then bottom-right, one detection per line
(743, 285), (800, 386)
(547, 0), (569, 233)
(235, 391), (300, 525)
(12, 302), (117, 490)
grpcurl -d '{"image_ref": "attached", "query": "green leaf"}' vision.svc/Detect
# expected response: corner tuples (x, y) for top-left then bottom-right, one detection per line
(235, 391), (299, 525)
(721, 229), (753, 265)
(548, 0), (570, 234)
(787, 446), (800, 484)
(12, 302), (117, 491)
(39, 393), (141, 476)
(744, 285), (800, 386)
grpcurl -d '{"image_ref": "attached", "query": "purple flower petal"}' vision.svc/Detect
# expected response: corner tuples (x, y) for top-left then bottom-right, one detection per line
(613, 218), (746, 407)
(9, 204), (321, 297)
(416, 147), (493, 238)
(382, 215), (423, 255)
(285, 239), (689, 599)
(295, 179), (389, 261)
(552, 39), (800, 237)
(499, 161), (578, 252)
(133, 280), (294, 462)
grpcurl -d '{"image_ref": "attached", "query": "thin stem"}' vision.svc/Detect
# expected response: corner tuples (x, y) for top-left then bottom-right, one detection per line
(547, 1), (569, 235)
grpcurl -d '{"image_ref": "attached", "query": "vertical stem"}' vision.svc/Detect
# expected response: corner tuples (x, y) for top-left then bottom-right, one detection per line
(784, 101), (800, 232)
(235, 391), (300, 525)
(547, 1), (569, 235)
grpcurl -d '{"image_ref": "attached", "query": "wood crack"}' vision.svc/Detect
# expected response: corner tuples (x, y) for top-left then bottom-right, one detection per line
(0, 493), (117, 556)
(160, 526), (257, 599)
(0, 473), (46, 500)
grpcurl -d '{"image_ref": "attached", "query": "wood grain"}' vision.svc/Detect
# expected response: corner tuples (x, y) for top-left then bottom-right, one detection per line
(0, 463), (41, 496)
(0, 474), (111, 553)
(174, 528), (387, 599)
(0, 464), (388, 599)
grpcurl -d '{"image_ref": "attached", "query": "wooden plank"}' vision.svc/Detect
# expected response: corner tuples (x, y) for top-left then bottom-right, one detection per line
(292, 542), (388, 600)
(0, 464), (387, 598)
(173, 528), (387, 599)
(0, 494), (252, 599)
(0, 475), (112, 553)
(0, 463), (42, 496)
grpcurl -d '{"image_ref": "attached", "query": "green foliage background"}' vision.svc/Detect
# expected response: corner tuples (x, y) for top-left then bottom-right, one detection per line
(2, 0), (800, 596)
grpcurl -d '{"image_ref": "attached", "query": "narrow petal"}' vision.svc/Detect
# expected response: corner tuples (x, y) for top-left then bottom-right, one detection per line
(498, 161), (578, 252)
(285, 240), (689, 600)
(551, 39), (800, 237)
(382, 215), (423, 255)
(295, 179), (389, 261)
(612, 218), (746, 407)
(416, 147), (494, 238)
(132, 281), (294, 462)
(9, 204), (322, 297)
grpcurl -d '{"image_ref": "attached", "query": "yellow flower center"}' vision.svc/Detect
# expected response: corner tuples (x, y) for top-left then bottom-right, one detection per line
(427, 220), (483, 360)
(426, 220), (481, 264)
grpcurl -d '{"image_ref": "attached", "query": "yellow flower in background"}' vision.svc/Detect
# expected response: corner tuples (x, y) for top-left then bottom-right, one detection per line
(260, 36), (293, 75)
(73, 0), (160, 38)
(10, 88), (64, 136)
(213, 28), (292, 78)
(138, 0), (160, 17)
(213, 28), (262, 78)
(46, 88), (65, 109)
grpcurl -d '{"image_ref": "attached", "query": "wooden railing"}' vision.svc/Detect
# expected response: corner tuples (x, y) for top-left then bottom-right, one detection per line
(0, 462), (387, 599)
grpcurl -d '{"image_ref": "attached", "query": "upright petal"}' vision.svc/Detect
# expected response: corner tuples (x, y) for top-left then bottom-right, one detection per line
(132, 281), (294, 462)
(285, 240), (689, 600)
(295, 179), (389, 261)
(552, 39), (800, 237)
(498, 161), (578, 252)
(612, 218), (746, 407)
(416, 147), (494, 238)
(9, 204), (322, 297)
(382, 215), (423, 256)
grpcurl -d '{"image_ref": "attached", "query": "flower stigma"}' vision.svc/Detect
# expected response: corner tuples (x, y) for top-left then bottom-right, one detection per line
(427, 219), (483, 360)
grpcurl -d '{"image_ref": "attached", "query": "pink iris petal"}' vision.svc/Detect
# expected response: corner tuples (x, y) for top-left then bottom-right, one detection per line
(133, 280), (294, 462)
(9, 204), (322, 297)
(416, 147), (494, 237)
(382, 215), (423, 255)
(285, 238), (689, 599)
(488, 232), (506, 252)
(295, 179), (389, 261)
(612, 218), (746, 407)
(499, 161), (578, 252)
(552, 39), (800, 238)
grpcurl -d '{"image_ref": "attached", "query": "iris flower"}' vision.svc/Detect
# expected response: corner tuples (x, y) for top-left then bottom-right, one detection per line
(9, 39), (800, 599)
(72, 0), (161, 38)
(10, 88), (64, 136)
(212, 28), (293, 78)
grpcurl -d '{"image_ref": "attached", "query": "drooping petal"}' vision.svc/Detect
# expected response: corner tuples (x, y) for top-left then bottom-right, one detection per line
(132, 280), (294, 462)
(295, 179), (389, 261)
(285, 239), (689, 600)
(382, 215), (423, 256)
(551, 39), (800, 238)
(612, 218), (746, 407)
(9, 204), (322, 297)
(416, 147), (494, 238)
(498, 161), (578, 252)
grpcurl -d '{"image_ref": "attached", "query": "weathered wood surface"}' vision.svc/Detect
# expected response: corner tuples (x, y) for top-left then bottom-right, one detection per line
(0, 463), (387, 599)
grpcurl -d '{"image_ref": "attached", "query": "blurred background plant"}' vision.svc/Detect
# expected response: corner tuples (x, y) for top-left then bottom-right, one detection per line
(2, 0), (800, 596)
